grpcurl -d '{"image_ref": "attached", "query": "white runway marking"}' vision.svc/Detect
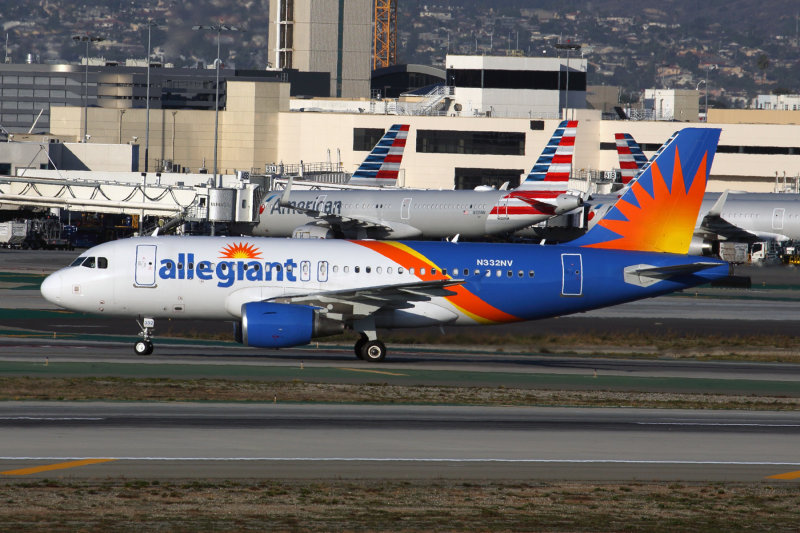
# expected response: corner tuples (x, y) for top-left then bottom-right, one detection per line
(636, 422), (800, 427)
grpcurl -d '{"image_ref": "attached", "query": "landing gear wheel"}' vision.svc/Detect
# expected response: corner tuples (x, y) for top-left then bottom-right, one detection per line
(354, 335), (368, 360)
(134, 340), (153, 356)
(360, 340), (387, 362)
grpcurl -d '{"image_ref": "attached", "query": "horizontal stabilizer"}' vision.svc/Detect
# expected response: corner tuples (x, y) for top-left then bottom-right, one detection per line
(624, 262), (726, 287)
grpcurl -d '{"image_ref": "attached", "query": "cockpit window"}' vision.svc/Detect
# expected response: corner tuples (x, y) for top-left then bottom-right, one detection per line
(70, 257), (87, 267)
(97, 257), (108, 269)
(82, 257), (96, 268)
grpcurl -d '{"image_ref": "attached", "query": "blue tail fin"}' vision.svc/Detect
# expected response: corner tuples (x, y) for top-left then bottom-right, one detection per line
(571, 128), (720, 254)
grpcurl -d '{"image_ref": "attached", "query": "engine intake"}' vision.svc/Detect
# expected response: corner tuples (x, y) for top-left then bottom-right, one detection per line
(237, 302), (343, 348)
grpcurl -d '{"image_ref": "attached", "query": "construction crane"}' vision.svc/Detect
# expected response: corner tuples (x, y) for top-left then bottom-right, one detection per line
(373, 0), (397, 70)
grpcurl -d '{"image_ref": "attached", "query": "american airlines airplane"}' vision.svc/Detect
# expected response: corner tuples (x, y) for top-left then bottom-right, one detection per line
(40, 128), (729, 362)
(248, 121), (583, 239)
(611, 132), (800, 254)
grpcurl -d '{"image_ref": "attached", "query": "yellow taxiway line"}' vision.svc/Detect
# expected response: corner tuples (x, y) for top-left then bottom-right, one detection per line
(1, 459), (116, 476)
(766, 470), (800, 480)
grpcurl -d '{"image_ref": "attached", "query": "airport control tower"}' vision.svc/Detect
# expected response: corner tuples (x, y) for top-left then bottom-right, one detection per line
(269, 0), (372, 98)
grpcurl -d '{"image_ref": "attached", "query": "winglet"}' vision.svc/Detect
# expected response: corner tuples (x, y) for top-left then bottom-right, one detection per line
(570, 128), (721, 254)
(348, 124), (410, 187)
(279, 175), (293, 207)
(707, 189), (729, 217)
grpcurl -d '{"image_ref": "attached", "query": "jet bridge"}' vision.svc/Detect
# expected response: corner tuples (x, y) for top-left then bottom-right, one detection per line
(0, 170), (268, 227)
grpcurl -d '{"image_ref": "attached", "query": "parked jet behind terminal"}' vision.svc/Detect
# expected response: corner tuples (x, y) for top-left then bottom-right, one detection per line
(249, 121), (583, 239)
(41, 128), (729, 362)
(610, 132), (800, 254)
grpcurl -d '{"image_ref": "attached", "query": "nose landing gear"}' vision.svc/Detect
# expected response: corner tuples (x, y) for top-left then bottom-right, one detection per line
(134, 317), (155, 355)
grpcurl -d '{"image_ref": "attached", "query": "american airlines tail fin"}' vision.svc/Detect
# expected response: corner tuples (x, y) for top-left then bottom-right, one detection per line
(615, 132), (679, 184)
(506, 120), (581, 214)
(348, 124), (409, 186)
(571, 128), (721, 254)
(516, 120), (577, 192)
(614, 133), (649, 184)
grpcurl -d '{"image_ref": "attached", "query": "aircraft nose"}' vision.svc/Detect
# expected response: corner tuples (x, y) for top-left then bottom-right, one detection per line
(40, 272), (62, 305)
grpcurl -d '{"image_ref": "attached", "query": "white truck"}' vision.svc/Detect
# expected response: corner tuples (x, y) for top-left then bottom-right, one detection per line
(0, 221), (28, 249)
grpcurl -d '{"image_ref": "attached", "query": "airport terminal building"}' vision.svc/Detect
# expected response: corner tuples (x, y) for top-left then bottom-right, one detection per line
(2, 54), (799, 194)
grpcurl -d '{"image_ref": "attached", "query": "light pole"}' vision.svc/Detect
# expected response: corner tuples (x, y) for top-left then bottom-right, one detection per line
(554, 42), (581, 119)
(192, 23), (239, 189)
(696, 80), (706, 122)
(704, 65), (710, 122)
(72, 34), (104, 142)
(143, 20), (159, 173)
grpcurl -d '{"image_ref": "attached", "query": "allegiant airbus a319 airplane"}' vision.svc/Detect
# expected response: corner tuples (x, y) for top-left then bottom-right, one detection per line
(41, 128), (729, 362)
(248, 121), (583, 239)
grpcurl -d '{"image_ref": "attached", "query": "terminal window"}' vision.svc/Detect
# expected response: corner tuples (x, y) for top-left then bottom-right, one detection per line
(417, 130), (525, 156)
(454, 168), (524, 190)
(353, 128), (385, 151)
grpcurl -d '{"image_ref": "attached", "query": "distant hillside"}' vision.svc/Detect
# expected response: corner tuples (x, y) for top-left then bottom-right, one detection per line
(0, 0), (797, 102)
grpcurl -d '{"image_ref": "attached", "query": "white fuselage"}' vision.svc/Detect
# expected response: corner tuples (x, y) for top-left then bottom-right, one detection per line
(250, 188), (558, 239)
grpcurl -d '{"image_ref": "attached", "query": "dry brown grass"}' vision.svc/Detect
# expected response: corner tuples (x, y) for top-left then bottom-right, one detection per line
(0, 479), (797, 532)
(1, 377), (798, 410)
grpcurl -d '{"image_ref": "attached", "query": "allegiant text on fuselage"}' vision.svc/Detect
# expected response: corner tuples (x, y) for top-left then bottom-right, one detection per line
(158, 253), (298, 287)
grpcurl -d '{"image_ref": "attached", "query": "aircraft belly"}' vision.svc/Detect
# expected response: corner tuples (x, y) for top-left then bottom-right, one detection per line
(374, 301), (458, 328)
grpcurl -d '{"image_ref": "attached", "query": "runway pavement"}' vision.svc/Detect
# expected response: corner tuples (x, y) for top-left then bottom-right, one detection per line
(1, 403), (799, 482)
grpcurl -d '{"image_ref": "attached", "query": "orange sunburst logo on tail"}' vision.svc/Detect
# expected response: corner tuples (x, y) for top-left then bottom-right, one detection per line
(219, 242), (263, 259)
(589, 147), (708, 254)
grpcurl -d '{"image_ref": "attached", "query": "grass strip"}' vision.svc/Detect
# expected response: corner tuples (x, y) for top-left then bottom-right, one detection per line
(0, 377), (798, 410)
(0, 479), (797, 532)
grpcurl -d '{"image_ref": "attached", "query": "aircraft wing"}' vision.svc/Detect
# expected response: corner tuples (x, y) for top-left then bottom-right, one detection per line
(623, 262), (726, 287)
(278, 176), (421, 238)
(307, 211), (422, 239)
(271, 279), (465, 318)
(697, 214), (762, 243)
(696, 191), (771, 243)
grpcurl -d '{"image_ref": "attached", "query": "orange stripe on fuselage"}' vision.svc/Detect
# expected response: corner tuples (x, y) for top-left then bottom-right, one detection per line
(352, 241), (519, 324)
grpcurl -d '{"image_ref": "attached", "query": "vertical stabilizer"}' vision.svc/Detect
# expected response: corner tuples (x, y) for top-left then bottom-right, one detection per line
(614, 133), (649, 184)
(516, 120), (577, 192)
(348, 124), (409, 186)
(571, 128), (721, 254)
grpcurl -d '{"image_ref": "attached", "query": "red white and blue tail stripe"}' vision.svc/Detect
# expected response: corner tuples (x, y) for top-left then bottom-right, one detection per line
(348, 124), (409, 186)
(516, 120), (577, 192)
(489, 120), (581, 220)
(614, 133), (649, 184)
(615, 132), (679, 184)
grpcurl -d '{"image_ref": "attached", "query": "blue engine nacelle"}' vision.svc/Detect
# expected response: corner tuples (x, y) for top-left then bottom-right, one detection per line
(236, 302), (343, 348)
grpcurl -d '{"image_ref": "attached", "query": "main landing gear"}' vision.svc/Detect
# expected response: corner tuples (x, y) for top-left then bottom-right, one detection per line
(134, 317), (155, 355)
(354, 332), (387, 362)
